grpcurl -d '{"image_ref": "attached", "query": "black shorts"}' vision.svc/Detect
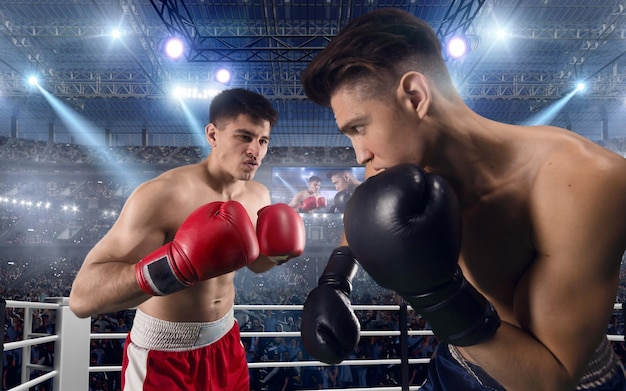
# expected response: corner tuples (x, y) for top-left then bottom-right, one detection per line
(421, 343), (626, 391)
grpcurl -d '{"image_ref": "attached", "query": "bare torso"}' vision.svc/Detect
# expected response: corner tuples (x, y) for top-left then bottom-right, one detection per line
(139, 274), (237, 322)
(456, 124), (625, 336)
(136, 163), (271, 322)
(70, 160), (272, 322)
(460, 180), (535, 325)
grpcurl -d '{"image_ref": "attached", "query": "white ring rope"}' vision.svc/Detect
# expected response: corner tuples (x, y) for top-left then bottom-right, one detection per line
(2, 301), (625, 391)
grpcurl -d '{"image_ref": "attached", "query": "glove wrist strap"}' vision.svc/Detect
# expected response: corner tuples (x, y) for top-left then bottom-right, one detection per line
(403, 267), (501, 346)
(318, 246), (358, 294)
(136, 245), (193, 296)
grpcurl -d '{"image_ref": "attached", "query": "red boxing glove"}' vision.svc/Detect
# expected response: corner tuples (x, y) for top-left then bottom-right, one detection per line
(317, 197), (327, 208)
(136, 201), (260, 296)
(299, 196), (318, 212)
(257, 203), (306, 264)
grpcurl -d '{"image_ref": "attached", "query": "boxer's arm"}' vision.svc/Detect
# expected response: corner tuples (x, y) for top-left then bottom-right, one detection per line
(459, 153), (626, 391)
(70, 179), (178, 317)
(337, 162), (375, 247)
(288, 191), (305, 209)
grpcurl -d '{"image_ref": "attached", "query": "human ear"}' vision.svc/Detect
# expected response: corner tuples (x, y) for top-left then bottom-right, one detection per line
(205, 123), (218, 147)
(398, 72), (431, 120)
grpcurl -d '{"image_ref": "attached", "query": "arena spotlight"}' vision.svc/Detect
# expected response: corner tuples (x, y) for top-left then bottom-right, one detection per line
(214, 68), (233, 85)
(164, 37), (185, 60)
(172, 83), (223, 100)
(576, 82), (586, 92)
(172, 86), (221, 100)
(27, 75), (39, 86)
(111, 28), (122, 39)
(446, 35), (470, 60)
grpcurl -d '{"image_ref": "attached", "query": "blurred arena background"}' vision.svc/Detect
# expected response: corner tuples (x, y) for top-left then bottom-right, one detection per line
(2, 1), (626, 390)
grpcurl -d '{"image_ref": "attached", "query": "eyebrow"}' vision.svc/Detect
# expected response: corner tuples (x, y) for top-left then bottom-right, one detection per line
(338, 115), (368, 134)
(235, 128), (270, 142)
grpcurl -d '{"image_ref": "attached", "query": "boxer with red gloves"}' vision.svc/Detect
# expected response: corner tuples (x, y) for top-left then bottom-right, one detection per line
(135, 200), (260, 296)
(317, 195), (327, 208)
(69, 89), (305, 391)
(299, 196), (319, 212)
(257, 203), (306, 264)
(289, 175), (326, 213)
(135, 201), (304, 296)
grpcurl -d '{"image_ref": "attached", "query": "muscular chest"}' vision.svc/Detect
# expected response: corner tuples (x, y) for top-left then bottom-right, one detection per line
(459, 195), (536, 310)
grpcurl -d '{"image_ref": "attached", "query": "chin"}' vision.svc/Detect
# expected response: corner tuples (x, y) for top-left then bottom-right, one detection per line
(240, 170), (256, 181)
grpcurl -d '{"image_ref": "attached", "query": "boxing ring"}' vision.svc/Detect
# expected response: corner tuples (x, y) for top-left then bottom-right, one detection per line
(2, 298), (624, 391)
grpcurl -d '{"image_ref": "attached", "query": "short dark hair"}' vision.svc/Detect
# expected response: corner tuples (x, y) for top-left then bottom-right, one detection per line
(301, 8), (456, 107)
(309, 175), (322, 183)
(326, 170), (347, 179)
(209, 88), (278, 127)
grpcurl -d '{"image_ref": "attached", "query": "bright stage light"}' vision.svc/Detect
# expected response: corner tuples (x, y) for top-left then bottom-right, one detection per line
(576, 82), (586, 92)
(111, 28), (122, 39)
(164, 37), (185, 60)
(28, 76), (39, 86)
(172, 85), (221, 100)
(215, 68), (232, 85)
(447, 36), (469, 59)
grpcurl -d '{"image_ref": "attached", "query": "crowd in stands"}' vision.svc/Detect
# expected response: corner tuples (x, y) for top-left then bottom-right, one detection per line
(2, 135), (626, 390)
(3, 250), (626, 390)
(0, 136), (357, 167)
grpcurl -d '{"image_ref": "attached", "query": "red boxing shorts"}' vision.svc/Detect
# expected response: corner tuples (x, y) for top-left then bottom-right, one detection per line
(122, 308), (249, 391)
(422, 337), (626, 391)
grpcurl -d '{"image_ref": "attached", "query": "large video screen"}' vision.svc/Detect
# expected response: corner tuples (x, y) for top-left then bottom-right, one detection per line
(271, 166), (365, 214)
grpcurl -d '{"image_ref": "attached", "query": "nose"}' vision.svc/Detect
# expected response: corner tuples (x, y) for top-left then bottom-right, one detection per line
(247, 143), (260, 158)
(353, 142), (373, 166)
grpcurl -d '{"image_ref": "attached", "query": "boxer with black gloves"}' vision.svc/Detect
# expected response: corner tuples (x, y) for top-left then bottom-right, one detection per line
(343, 164), (501, 346)
(301, 8), (626, 390)
(301, 246), (361, 364)
(329, 190), (351, 213)
(69, 88), (305, 391)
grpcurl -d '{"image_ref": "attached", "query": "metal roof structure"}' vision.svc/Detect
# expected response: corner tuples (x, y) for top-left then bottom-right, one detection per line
(0, 0), (625, 147)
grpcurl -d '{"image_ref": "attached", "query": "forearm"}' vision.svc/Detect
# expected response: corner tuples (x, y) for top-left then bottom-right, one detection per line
(69, 261), (148, 318)
(459, 322), (577, 391)
(339, 231), (348, 246)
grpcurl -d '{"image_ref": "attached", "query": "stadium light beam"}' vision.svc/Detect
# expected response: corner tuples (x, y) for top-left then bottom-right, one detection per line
(177, 99), (209, 146)
(520, 88), (578, 126)
(35, 85), (136, 183)
(274, 174), (298, 196)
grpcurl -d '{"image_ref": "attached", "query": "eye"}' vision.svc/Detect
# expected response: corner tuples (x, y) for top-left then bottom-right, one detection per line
(259, 139), (269, 146)
(352, 125), (365, 134)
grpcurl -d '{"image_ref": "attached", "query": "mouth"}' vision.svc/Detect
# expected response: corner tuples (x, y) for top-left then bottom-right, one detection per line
(243, 160), (258, 169)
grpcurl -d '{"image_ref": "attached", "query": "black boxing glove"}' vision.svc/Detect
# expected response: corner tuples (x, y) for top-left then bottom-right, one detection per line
(332, 190), (352, 213)
(344, 164), (500, 346)
(301, 247), (360, 364)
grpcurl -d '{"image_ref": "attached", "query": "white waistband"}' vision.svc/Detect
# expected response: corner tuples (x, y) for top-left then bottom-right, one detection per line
(129, 308), (235, 352)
